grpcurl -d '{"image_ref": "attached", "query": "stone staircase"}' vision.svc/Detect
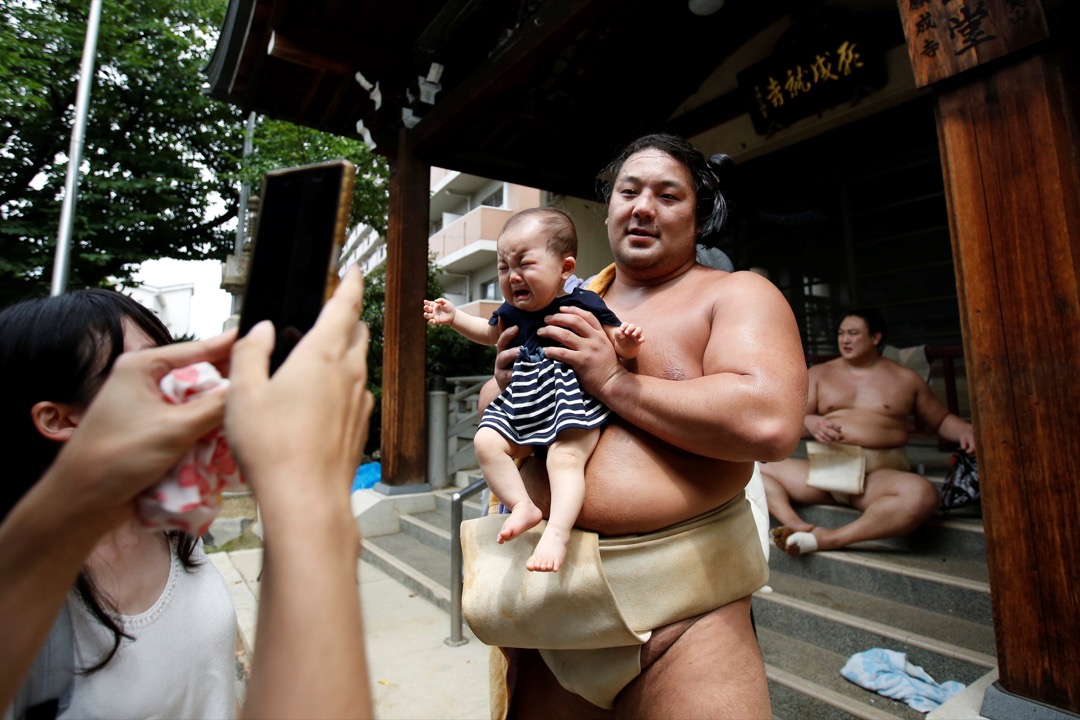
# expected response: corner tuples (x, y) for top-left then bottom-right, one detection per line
(760, 503), (993, 720)
(359, 455), (992, 719)
(360, 479), (487, 614)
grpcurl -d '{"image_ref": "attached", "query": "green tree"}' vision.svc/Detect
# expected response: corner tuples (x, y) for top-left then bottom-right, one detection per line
(230, 118), (389, 236)
(361, 260), (496, 456)
(0, 0), (389, 307)
(0, 0), (244, 306)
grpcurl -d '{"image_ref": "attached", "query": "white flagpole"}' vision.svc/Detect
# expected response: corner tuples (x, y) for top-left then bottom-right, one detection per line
(51, 0), (104, 296)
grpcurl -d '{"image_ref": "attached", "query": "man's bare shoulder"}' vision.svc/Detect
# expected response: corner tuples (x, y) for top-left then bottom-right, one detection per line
(809, 357), (845, 378)
(878, 357), (931, 388)
(686, 266), (784, 303)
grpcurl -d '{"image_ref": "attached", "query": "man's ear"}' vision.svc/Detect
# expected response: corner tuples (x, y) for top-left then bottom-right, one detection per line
(561, 255), (577, 280)
(30, 401), (83, 442)
(871, 332), (883, 348)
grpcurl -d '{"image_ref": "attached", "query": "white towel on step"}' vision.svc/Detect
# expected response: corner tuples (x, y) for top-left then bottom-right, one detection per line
(841, 648), (966, 713)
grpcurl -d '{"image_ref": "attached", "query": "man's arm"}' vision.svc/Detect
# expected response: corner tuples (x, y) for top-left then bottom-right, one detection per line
(913, 375), (975, 453)
(543, 272), (807, 462)
(803, 365), (844, 443)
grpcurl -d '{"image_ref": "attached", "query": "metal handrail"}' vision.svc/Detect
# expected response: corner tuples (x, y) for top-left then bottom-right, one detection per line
(445, 476), (488, 646)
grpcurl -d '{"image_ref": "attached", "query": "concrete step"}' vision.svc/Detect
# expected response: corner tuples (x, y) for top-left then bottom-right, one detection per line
(762, 634), (919, 720)
(763, 573), (996, 659)
(433, 489), (486, 520)
(757, 500), (994, 719)
(360, 487), (486, 613)
(399, 489), (486, 553)
(767, 541), (992, 626)
(361, 532), (451, 612)
(754, 586), (995, 684)
(400, 511), (451, 553)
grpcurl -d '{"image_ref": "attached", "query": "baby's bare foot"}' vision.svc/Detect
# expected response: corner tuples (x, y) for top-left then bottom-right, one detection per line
(526, 525), (570, 572)
(497, 501), (543, 544)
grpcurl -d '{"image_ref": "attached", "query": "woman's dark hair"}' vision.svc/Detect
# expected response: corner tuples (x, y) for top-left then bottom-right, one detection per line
(596, 133), (733, 239)
(0, 288), (201, 672)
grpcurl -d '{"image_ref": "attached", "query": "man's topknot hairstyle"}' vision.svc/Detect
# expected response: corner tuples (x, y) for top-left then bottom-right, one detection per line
(596, 133), (732, 239)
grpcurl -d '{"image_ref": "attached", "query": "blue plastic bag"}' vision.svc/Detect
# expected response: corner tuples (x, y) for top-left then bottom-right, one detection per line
(352, 462), (381, 492)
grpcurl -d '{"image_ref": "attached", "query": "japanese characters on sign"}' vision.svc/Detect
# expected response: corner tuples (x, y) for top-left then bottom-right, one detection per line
(737, 32), (887, 136)
(897, 0), (1048, 88)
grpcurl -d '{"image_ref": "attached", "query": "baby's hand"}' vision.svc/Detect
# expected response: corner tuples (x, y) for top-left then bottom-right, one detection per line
(423, 298), (456, 326)
(617, 322), (645, 345)
(611, 321), (645, 360)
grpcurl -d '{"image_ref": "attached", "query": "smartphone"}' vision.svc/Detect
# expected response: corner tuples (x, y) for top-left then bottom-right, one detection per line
(238, 159), (356, 372)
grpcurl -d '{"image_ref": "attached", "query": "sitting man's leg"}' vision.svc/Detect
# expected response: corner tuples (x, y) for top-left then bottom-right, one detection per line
(760, 458), (835, 531)
(819, 469), (939, 550)
(508, 597), (769, 720)
(772, 469), (939, 555)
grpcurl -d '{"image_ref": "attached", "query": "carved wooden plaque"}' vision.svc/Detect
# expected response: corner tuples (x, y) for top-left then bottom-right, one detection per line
(897, 0), (1049, 87)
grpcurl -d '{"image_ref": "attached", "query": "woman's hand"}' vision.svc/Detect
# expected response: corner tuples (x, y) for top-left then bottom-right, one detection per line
(53, 331), (236, 528)
(226, 266), (374, 531)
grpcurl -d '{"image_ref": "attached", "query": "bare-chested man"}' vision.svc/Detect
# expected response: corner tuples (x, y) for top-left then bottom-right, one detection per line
(762, 309), (976, 557)
(473, 134), (807, 719)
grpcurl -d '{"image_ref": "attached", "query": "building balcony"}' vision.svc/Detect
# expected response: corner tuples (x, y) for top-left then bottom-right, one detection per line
(429, 205), (513, 272)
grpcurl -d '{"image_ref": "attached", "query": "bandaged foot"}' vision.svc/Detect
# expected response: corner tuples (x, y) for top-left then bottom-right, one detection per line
(498, 501), (544, 544)
(771, 526), (819, 557)
(526, 524), (570, 573)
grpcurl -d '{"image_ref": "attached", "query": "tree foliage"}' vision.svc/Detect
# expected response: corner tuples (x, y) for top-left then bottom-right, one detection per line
(230, 118), (389, 236)
(0, 0), (389, 308)
(0, 0), (244, 305)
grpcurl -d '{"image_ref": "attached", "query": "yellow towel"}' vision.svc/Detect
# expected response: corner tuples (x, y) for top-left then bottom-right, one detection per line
(586, 264), (617, 296)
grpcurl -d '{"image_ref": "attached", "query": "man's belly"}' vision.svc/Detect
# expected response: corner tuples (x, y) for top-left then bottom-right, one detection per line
(822, 408), (910, 449)
(523, 423), (753, 536)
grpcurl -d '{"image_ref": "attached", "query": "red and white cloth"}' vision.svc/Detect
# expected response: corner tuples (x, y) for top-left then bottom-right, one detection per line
(136, 362), (245, 536)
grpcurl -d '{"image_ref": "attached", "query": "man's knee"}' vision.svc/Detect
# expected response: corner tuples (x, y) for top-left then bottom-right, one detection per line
(911, 475), (941, 519)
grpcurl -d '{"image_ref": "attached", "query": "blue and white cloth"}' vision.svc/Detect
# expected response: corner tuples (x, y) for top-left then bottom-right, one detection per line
(841, 648), (966, 713)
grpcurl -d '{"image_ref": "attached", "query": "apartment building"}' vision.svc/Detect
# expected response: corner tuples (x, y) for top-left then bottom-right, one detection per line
(342, 169), (542, 322)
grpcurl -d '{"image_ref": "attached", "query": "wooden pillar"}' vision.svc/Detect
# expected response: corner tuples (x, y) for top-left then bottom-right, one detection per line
(380, 130), (430, 488)
(899, 0), (1080, 712)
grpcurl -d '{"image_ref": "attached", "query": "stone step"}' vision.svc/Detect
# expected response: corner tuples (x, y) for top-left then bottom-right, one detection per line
(361, 532), (451, 612)
(763, 573), (996, 659)
(761, 634), (919, 720)
(433, 489), (486, 520)
(754, 587), (994, 684)
(767, 543), (992, 627)
(400, 511), (452, 553)
(398, 489), (486, 553)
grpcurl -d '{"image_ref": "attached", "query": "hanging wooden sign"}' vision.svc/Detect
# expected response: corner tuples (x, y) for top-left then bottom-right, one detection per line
(897, 0), (1049, 88)
(737, 26), (888, 136)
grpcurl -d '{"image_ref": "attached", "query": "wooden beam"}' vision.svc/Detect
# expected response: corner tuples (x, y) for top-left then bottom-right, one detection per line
(268, 30), (352, 75)
(380, 129), (431, 487)
(409, 0), (620, 154)
(934, 48), (1080, 713)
